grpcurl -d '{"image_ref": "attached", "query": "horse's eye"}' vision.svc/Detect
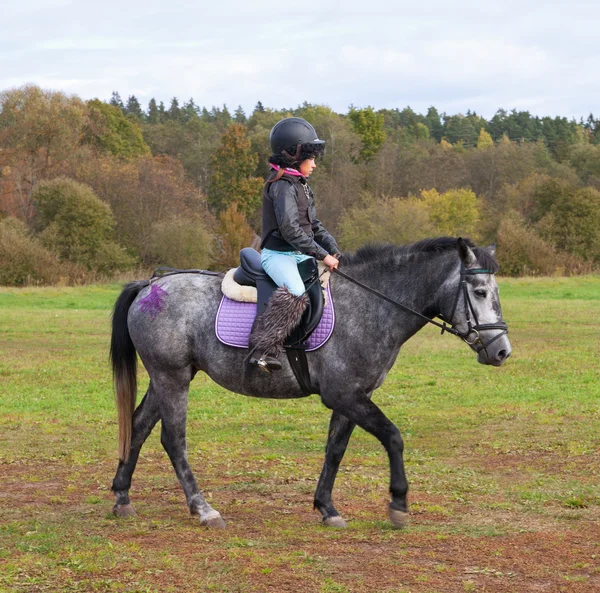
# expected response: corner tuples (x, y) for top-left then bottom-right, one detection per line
(474, 289), (487, 298)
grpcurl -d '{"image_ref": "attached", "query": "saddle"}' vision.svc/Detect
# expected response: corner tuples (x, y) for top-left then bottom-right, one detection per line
(232, 248), (325, 348)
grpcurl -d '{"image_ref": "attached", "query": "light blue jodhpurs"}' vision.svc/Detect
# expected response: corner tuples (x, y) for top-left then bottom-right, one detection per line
(261, 248), (313, 297)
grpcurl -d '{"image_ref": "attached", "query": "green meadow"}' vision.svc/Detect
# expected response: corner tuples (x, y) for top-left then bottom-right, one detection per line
(1, 276), (599, 593)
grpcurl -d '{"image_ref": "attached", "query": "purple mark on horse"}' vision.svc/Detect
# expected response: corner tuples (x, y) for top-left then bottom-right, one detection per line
(138, 283), (168, 319)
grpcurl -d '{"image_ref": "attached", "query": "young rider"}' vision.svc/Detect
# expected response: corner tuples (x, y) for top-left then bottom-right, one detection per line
(248, 117), (341, 373)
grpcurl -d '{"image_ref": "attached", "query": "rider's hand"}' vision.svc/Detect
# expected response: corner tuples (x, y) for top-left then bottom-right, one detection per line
(323, 254), (339, 271)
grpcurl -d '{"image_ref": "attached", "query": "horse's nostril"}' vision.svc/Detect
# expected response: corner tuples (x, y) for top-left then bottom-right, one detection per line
(497, 349), (507, 360)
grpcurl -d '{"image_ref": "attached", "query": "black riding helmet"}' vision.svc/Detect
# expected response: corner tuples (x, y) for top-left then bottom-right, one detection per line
(269, 117), (325, 163)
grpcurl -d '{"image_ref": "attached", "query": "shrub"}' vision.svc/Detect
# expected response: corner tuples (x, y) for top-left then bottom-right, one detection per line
(146, 215), (215, 269)
(496, 211), (589, 276)
(536, 187), (600, 263)
(339, 194), (435, 250)
(32, 177), (135, 272)
(0, 217), (69, 285)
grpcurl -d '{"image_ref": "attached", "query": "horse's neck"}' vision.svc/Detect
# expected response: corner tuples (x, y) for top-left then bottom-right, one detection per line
(338, 254), (458, 340)
(343, 253), (455, 309)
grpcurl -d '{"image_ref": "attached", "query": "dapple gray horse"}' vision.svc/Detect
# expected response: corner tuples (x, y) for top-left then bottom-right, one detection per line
(110, 237), (511, 528)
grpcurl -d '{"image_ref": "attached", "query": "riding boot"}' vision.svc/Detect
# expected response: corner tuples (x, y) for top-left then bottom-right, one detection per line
(248, 287), (308, 373)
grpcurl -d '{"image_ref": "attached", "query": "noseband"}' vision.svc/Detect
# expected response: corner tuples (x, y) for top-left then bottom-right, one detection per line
(439, 266), (509, 354)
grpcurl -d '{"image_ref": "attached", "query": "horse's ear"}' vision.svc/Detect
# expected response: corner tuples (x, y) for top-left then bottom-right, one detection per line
(457, 237), (477, 267)
(486, 244), (497, 257)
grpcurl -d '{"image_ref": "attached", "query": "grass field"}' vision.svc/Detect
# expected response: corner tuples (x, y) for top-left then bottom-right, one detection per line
(1, 276), (599, 593)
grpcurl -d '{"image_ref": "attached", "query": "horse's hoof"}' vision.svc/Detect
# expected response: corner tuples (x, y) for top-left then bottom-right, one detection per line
(323, 515), (347, 528)
(113, 504), (137, 518)
(388, 506), (409, 529)
(200, 511), (226, 529)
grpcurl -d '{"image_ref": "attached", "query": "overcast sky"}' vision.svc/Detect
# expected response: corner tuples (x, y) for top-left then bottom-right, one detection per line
(2, 0), (599, 119)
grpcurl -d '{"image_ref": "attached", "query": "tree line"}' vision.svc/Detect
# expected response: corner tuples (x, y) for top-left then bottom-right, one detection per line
(1, 84), (599, 286)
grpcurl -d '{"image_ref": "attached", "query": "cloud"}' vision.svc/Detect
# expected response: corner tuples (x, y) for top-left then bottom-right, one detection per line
(340, 46), (416, 74)
(0, 0), (599, 119)
(35, 37), (148, 51)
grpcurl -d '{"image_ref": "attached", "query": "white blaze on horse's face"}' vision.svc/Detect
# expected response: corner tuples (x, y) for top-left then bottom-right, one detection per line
(463, 272), (512, 366)
(453, 240), (512, 367)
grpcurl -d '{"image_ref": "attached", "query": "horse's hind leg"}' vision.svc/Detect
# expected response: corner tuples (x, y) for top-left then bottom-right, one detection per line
(313, 411), (356, 527)
(112, 387), (161, 517)
(157, 368), (225, 528)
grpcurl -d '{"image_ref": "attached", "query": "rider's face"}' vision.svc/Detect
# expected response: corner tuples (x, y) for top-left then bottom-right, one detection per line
(299, 158), (316, 177)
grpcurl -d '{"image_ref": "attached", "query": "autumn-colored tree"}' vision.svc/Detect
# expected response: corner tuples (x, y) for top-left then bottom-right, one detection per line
(209, 123), (263, 220)
(421, 188), (481, 238)
(143, 118), (221, 194)
(299, 108), (362, 231)
(0, 85), (86, 223)
(247, 108), (285, 178)
(213, 203), (258, 269)
(476, 128), (494, 150)
(71, 154), (203, 263)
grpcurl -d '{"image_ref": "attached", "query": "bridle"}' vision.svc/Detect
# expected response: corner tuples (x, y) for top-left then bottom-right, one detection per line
(438, 265), (509, 354)
(332, 264), (508, 357)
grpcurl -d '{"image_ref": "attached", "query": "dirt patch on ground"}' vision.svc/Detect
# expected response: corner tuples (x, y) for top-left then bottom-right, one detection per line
(2, 459), (599, 592)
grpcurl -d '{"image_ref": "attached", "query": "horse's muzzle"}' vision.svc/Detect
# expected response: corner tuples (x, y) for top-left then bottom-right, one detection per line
(477, 333), (512, 367)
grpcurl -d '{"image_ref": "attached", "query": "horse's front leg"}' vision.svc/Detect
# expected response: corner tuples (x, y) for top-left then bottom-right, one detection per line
(157, 368), (225, 528)
(321, 391), (409, 528)
(314, 411), (356, 527)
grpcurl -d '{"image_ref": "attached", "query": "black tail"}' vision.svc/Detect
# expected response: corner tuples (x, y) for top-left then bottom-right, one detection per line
(110, 281), (149, 462)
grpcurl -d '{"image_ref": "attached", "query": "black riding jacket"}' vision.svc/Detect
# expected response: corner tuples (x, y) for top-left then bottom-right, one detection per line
(261, 172), (340, 261)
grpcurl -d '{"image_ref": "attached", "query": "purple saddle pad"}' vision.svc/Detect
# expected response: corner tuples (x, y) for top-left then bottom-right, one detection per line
(215, 284), (335, 352)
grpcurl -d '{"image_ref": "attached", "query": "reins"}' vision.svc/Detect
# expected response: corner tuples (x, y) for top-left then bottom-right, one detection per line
(333, 267), (460, 336)
(332, 265), (508, 352)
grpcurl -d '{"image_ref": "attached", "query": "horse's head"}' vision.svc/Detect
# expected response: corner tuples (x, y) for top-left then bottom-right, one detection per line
(440, 238), (511, 367)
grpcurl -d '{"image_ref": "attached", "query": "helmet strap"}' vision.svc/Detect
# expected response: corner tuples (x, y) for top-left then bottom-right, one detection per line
(282, 143), (302, 162)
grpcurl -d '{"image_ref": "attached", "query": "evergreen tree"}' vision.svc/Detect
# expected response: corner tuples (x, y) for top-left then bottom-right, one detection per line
(167, 97), (181, 121)
(444, 113), (480, 147)
(110, 91), (124, 112)
(254, 101), (265, 114)
(201, 106), (212, 121)
(425, 106), (444, 142)
(147, 98), (159, 124)
(183, 98), (199, 121)
(158, 101), (166, 123)
(221, 104), (232, 126)
(125, 95), (144, 121)
(234, 105), (247, 123)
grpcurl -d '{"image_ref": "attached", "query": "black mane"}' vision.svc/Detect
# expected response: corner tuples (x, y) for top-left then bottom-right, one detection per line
(340, 237), (500, 273)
